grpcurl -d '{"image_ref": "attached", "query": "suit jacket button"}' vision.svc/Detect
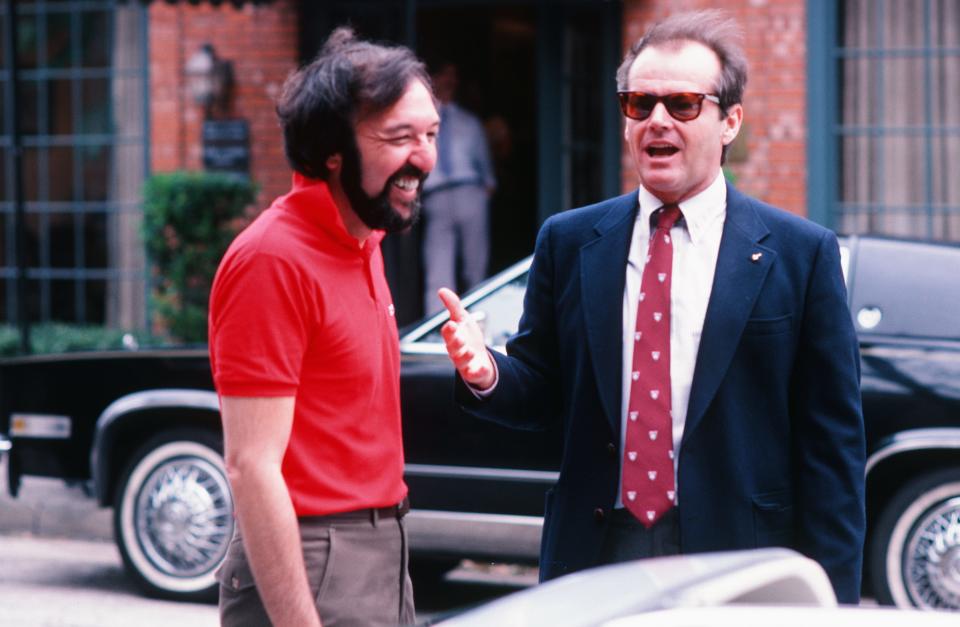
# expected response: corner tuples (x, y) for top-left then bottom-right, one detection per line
(594, 508), (606, 522)
(606, 442), (617, 458)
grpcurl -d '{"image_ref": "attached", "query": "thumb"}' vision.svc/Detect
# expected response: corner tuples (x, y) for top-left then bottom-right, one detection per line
(437, 288), (468, 322)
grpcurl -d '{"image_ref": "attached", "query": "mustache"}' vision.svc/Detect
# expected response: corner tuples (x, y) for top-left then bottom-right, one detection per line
(388, 163), (428, 186)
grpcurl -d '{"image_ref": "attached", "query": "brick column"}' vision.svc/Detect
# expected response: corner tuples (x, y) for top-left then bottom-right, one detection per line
(148, 0), (299, 208)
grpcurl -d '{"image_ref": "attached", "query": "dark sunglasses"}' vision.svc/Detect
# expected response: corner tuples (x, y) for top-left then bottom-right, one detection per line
(617, 91), (721, 122)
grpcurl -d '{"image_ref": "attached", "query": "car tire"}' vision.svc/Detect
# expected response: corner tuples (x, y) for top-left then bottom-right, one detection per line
(113, 429), (235, 601)
(869, 467), (960, 610)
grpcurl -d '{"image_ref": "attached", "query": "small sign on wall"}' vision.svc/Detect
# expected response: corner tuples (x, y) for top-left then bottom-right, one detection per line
(202, 119), (250, 178)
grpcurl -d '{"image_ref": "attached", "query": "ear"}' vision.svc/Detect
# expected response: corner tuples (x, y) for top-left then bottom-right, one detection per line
(721, 103), (744, 146)
(325, 153), (343, 175)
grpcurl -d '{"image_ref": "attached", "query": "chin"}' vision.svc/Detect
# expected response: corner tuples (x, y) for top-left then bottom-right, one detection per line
(640, 176), (681, 197)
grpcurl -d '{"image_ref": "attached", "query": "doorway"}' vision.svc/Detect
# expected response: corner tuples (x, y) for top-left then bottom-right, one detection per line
(417, 5), (538, 278)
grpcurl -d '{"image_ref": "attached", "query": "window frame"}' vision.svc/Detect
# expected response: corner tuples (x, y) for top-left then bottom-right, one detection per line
(0, 1), (149, 326)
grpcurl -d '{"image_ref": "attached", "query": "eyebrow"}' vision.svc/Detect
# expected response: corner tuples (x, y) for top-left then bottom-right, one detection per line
(379, 120), (440, 135)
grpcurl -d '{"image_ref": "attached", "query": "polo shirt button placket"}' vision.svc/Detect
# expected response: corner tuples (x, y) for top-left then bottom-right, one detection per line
(362, 254), (377, 302)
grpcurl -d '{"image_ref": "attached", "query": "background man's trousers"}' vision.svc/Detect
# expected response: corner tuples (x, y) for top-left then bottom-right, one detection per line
(422, 183), (489, 315)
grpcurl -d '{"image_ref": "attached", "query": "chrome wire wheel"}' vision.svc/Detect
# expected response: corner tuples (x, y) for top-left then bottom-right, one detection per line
(136, 454), (233, 578)
(875, 470), (960, 611)
(116, 433), (234, 600)
(901, 493), (960, 610)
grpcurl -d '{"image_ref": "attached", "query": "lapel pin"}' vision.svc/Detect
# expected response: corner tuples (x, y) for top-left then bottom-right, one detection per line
(750, 252), (763, 263)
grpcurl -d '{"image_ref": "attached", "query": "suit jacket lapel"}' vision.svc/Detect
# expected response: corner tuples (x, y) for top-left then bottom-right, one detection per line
(581, 193), (638, 436)
(683, 184), (775, 446)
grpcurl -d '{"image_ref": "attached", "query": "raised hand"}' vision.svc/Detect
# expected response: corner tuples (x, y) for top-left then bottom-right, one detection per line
(437, 287), (496, 391)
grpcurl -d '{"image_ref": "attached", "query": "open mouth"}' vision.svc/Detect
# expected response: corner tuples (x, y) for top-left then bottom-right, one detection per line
(393, 176), (420, 192)
(388, 164), (427, 198)
(646, 144), (679, 158)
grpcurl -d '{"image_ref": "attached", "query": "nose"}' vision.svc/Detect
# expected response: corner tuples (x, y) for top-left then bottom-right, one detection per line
(411, 135), (437, 173)
(647, 101), (672, 128)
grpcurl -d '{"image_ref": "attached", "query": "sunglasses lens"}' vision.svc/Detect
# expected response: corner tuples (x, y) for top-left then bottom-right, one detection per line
(618, 92), (708, 121)
(619, 93), (656, 120)
(665, 93), (702, 121)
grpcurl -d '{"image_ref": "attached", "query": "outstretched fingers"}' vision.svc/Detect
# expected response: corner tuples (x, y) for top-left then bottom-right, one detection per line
(438, 287), (468, 322)
(441, 320), (475, 368)
(436, 288), (495, 389)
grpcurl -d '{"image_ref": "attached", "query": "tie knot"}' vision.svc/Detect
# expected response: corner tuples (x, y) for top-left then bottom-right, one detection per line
(656, 204), (682, 231)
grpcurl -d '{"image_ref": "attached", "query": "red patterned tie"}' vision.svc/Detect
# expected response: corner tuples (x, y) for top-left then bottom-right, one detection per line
(622, 204), (681, 527)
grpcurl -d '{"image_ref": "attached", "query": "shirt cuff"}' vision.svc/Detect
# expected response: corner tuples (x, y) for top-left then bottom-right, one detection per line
(466, 350), (499, 399)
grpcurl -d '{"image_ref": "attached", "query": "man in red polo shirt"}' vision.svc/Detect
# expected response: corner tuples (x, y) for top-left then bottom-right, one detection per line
(209, 28), (438, 627)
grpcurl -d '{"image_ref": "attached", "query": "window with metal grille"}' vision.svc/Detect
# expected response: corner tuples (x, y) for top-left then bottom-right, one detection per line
(837, 0), (960, 241)
(0, 1), (148, 327)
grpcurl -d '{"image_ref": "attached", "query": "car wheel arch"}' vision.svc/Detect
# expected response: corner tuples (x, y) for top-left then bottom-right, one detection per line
(866, 430), (960, 519)
(90, 389), (221, 506)
(867, 444), (960, 504)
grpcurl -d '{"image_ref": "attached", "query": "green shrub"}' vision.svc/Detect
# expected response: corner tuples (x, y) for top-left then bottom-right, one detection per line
(142, 171), (256, 344)
(0, 324), (149, 357)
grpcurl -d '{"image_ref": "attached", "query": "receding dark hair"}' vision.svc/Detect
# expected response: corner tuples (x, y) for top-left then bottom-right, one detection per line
(276, 27), (432, 179)
(616, 9), (748, 113)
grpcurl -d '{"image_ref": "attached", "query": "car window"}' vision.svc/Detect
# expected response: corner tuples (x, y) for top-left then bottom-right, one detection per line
(848, 237), (960, 340)
(420, 272), (528, 349)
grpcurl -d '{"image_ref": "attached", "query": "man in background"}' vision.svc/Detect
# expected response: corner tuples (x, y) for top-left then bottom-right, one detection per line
(422, 62), (497, 314)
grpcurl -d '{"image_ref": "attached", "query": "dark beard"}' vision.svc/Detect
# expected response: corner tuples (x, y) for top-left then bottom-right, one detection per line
(339, 138), (425, 233)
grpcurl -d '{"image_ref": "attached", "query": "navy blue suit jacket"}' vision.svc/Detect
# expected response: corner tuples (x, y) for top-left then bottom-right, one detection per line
(456, 183), (866, 603)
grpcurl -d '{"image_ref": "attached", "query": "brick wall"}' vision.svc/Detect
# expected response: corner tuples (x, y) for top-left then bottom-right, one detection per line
(621, 0), (807, 217)
(148, 0), (298, 208)
(148, 2), (807, 216)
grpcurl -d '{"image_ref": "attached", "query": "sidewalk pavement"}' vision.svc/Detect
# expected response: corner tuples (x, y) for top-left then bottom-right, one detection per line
(0, 454), (112, 541)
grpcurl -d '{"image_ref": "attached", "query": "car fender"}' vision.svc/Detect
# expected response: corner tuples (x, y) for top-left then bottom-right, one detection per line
(865, 427), (960, 477)
(90, 388), (220, 505)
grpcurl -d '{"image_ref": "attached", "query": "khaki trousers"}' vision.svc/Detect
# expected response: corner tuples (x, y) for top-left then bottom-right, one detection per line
(218, 510), (415, 627)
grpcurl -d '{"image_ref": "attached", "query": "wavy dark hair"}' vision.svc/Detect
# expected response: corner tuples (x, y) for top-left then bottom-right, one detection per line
(276, 28), (431, 179)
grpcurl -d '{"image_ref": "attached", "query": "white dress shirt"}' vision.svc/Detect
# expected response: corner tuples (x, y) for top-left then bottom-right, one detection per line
(615, 170), (727, 508)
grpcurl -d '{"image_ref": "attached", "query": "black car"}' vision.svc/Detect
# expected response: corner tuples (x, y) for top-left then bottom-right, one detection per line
(1, 235), (958, 611)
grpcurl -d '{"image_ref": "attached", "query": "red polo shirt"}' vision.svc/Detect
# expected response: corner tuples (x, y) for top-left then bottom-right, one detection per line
(209, 174), (407, 516)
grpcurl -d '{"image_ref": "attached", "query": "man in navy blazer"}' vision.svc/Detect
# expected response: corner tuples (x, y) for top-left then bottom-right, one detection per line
(438, 10), (865, 603)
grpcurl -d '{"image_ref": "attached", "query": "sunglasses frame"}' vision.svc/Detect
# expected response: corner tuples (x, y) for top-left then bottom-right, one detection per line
(617, 91), (722, 122)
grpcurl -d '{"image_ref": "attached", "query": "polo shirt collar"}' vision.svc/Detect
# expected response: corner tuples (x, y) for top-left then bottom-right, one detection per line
(280, 173), (385, 256)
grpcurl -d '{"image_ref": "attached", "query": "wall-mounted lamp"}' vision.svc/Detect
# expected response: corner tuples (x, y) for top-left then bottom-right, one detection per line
(184, 43), (233, 117)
